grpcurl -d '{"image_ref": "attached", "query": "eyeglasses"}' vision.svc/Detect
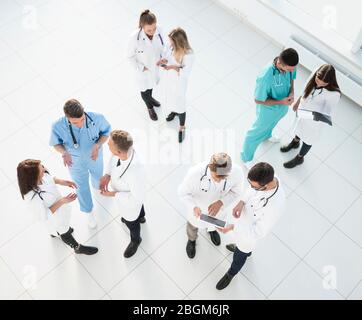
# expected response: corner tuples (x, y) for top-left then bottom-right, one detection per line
(247, 178), (267, 191)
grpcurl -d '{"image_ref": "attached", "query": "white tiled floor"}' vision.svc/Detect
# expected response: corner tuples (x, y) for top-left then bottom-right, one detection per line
(0, 0), (361, 300)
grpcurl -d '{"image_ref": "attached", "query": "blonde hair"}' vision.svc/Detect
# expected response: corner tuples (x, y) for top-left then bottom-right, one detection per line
(208, 153), (232, 177)
(168, 28), (192, 59)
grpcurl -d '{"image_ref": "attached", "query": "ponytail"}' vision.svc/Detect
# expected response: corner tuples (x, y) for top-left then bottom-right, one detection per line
(139, 9), (157, 28)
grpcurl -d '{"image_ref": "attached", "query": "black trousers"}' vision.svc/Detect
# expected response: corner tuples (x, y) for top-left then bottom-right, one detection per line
(294, 135), (312, 157)
(169, 111), (186, 126)
(123, 205), (145, 243)
(141, 89), (154, 109)
(228, 247), (252, 276)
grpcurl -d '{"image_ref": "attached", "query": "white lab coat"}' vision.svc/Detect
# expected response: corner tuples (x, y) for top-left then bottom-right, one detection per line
(106, 151), (145, 222)
(24, 173), (71, 235)
(127, 27), (165, 92)
(163, 48), (194, 114)
(232, 176), (286, 253)
(178, 162), (244, 230)
(295, 88), (340, 145)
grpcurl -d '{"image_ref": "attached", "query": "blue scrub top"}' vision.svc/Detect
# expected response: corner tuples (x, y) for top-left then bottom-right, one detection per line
(254, 62), (297, 108)
(49, 111), (111, 157)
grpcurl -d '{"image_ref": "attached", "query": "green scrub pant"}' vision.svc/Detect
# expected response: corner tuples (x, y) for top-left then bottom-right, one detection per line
(241, 104), (288, 162)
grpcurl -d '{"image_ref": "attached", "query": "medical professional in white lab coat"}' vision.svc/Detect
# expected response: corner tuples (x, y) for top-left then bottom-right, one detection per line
(17, 159), (98, 255)
(178, 153), (244, 259)
(281, 64), (341, 168)
(127, 9), (165, 121)
(162, 27), (194, 143)
(216, 162), (285, 290)
(99, 130), (146, 258)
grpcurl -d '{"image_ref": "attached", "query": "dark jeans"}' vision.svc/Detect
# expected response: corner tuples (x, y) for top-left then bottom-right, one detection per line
(141, 89), (154, 109)
(295, 135), (312, 157)
(228, 247), (251, 276)
(123, 205), (145, 243)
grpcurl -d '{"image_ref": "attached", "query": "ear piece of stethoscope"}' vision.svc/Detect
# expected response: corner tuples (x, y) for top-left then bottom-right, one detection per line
(199, 165), (227, 192)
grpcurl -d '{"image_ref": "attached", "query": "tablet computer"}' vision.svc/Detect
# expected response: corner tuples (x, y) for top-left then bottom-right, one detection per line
(200, 214), (226, 228)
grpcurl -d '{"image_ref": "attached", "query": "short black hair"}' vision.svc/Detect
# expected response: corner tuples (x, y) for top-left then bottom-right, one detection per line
(63, 99), (84, 118)
(248, 162), (274, 186)
(279, 48), (299, 67)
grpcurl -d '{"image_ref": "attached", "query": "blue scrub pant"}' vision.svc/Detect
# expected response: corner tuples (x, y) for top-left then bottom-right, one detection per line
(241, 104), (288, 162)
(69, 155), (103, 213)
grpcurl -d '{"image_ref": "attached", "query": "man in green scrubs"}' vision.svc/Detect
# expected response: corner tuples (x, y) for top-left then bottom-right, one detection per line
(241, 48), (299, 165)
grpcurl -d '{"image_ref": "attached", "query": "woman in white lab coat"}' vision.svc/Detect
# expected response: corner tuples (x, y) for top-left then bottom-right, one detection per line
(127, 10), (165, 121)
(280, 64), (341, 168)
(17, 159), (98, 255)
(216, 162), (285, 290)
(178, 153), (244, 259)
(161, 28), (194, 143)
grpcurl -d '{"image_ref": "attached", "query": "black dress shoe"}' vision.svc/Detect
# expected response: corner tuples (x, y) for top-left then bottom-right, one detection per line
(124, 239), (142, 258)
(139, 217), (146, 224)
(216, 272), (234, 290)
(151, 98), (161, 107)
(186, 240), (196, 259)
(51, 227), (74, 238)
(148, 108), (158, 121)
(280, 139), (300, 152)
(166, 112), (176, 121)
(283, 155), (304, 169)
(178, 130), (185, 143)
(208, 231), (221, 246)
(226, 244), (236, 252)
(75, 244), (98, 255)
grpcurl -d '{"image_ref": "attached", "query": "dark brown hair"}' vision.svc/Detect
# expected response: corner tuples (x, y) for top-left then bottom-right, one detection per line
(111, 130), (133, 152)
(303, 64), (341, 99)
(279, 48), (299, 67)
(139, 9), (157, 28)
(63, 99), (84, 118)
(17, 159), (41, 199)
(248, 162), (274, 186)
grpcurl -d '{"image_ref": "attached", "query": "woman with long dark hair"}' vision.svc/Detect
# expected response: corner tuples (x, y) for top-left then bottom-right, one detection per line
(17, 159), (98, 255)
(281, 64), (341, 168)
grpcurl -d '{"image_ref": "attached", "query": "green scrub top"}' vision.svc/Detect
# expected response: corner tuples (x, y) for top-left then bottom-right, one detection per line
(254, 62), (297, 109)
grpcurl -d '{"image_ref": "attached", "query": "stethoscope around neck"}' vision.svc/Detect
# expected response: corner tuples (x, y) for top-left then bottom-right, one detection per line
(68, 112), (98, 149)
(251, 179), (279, 211)
(272, 58), (292, 87)
(199, 165), (227, 193)
(136, 28), (164, 51)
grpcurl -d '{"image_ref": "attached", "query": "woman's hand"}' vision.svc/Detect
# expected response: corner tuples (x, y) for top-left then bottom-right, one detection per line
(62, 193), (78, 204)
(163, 65), (180, 72)
(156, 59), (168, 66)
(57, 179), (77, 189)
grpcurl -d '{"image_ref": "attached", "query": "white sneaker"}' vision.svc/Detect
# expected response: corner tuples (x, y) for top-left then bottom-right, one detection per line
(268, 135), (280, 143)
(87, 212), (97, 229)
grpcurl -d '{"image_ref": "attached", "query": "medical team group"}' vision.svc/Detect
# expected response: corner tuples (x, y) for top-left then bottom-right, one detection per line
(16, 9), (341, 291)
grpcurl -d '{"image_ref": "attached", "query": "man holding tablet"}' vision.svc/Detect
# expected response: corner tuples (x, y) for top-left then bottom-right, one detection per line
(178, 153), (244, 259)
(215, 162), (285, 290)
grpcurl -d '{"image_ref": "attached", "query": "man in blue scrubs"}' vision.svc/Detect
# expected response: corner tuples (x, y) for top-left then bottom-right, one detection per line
(241, 48), (299, 166)
(50, 99), (111, 228)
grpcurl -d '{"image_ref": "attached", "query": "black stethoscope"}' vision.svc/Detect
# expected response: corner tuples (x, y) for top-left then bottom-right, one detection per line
(136, 29), (164, 53)
(250, 179), (279, 211)
(31, 170), (50, 201)
(117, 149), (135, 180)
(199, 165), (227, 193)
(68, 112), (98, 149)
